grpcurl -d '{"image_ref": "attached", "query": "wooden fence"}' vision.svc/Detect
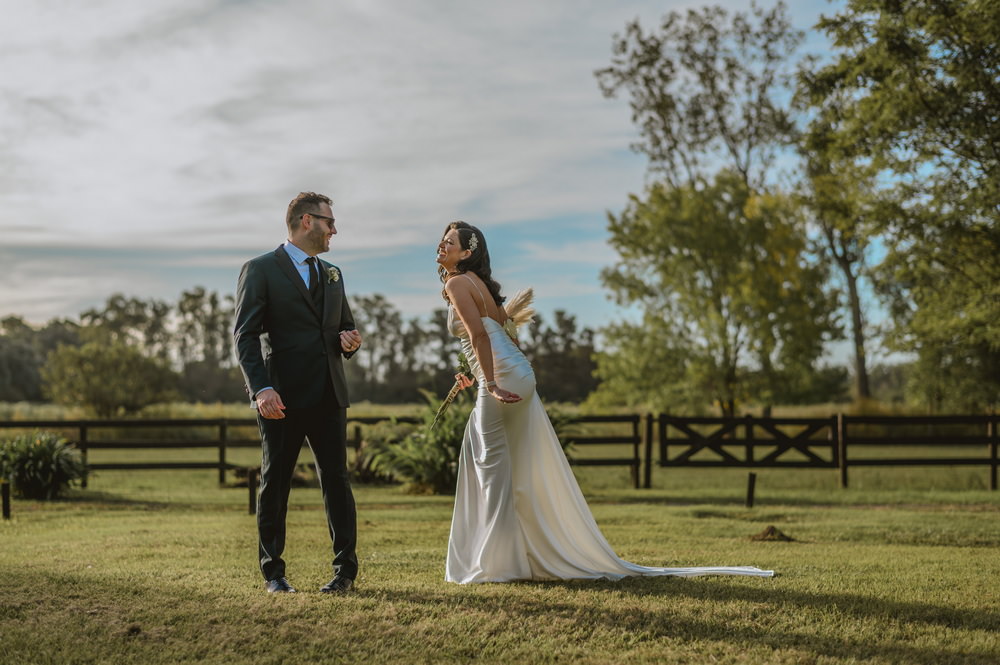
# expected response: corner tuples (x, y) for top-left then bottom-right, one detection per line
(0, 413), (645, 489)
(1, 413), (996, 494)
(657, 413), (999, 490)
(563, 414), (647, 489)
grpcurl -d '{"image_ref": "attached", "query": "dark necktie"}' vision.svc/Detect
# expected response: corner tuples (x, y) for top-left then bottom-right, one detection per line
(306, 257), (323, 311)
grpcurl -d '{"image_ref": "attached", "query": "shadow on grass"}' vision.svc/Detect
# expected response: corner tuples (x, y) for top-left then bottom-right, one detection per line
(3, 566), (997, 665)
(370, 577), (998, 665)
(589, 493), (944, 508)
(51, 489), (247, 513)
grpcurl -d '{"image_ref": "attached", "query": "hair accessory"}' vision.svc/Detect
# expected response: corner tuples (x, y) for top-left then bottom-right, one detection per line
(467, 232), (479, 252)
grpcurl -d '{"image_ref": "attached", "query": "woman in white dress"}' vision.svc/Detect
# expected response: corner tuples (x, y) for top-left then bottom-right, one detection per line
(436, 221), (773, 584)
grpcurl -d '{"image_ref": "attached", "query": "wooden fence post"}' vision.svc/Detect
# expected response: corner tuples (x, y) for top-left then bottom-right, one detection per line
(218, 422), (228, 485)
(989, 415), (997, 492)
(2, 480), (10, 520)
(744, 415), (754, 465)
(838, 413), (848, 489)
(746, 472), (757, 508)
(79, 425), (88, 489)
(644, 413), (653, 489)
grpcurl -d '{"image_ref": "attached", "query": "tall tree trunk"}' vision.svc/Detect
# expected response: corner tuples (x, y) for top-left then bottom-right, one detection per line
(840, 259), (870, 400)
(823, 224), (871, 400)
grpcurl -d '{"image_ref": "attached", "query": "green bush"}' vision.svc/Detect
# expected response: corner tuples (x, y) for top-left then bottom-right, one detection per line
(369, 390), (581, 494)
(351, 420), (415, 485)
(371, 390), (471, 494)
(0, 431), (86, 500)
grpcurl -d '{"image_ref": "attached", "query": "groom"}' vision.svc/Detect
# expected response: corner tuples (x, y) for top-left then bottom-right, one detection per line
(234, 191), (363, 594)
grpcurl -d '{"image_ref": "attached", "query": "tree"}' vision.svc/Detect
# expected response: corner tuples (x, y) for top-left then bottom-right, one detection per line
(0, 337), (43, 402)
(80, 294), (173, 360)
(593, 3), (843, 413)
(591, 171), (840, 415)
(175, 288), (242, 402)
(521, 311), (599, 403)
(596, 1), (802, 190)
(349, 294), (404, 401)
(41, 341), (178, 417)
(798, 120), (879, 399)
(0, 316), (82, 402)
(347, 294), (450, 403)
(801, 0), (1000, 410)
(427, 307), (464, 395)
(176, 287), (234, 367)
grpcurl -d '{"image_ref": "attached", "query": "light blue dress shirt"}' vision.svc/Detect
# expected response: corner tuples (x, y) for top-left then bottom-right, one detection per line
(283, 240), (316, 288)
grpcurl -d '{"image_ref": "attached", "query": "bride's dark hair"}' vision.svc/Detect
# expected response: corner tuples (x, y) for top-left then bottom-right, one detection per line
(439, 221), (505, 306)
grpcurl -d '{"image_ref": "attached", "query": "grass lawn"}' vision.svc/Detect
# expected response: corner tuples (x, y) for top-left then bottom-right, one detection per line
(2, 460), (999, 664)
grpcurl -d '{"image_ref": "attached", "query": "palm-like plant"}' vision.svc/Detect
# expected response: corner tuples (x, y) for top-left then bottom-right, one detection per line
(0, 432), (86, 500)
(371, 390), (471, 494)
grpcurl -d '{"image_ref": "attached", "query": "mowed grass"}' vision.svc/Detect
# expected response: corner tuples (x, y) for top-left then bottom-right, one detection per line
(2, 458), (999, 664)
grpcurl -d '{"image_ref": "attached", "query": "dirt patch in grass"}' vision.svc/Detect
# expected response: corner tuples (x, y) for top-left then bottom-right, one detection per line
(751, 525), (796, 542)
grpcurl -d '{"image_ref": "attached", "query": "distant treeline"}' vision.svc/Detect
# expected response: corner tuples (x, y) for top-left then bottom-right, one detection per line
(0, 289), (597, 417)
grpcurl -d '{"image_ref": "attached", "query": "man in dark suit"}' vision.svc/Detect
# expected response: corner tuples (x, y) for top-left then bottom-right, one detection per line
(234, 191), (363, 594)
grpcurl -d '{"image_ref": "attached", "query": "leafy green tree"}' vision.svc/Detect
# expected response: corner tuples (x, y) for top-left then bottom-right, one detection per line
(0, 337), (43, 402)
(80, 294), (173, 360)
(175, 287), (241, 402)
(593, 2), (844, 413)
(347, 295), (447, 403)
(41, 341), (178, 417)
(428, 307), (464, 395)
(591, 171), (840, 415)
(596, 1), (802, 189)
(801, 0), (1000, 410)
(349, 294), (403, 400)
(522, 311), (598, 403)
(176, 287), (234, 367)
(798, 121), (880, 399)
(0, 316), (82, 402)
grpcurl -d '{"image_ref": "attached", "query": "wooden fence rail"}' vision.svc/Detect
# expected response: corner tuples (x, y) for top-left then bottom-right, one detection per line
(563, 414), (645, 489)
(657, 413), (999, 490)
(0, 414), (645, 489)
(1, 413), (996, 493)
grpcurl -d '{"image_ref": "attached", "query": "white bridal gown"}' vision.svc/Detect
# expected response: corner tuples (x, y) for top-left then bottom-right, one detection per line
(445, 295), (774, 584)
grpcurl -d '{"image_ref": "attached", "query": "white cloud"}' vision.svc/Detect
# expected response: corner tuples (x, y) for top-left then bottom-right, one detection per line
(0, 0), (842, 331)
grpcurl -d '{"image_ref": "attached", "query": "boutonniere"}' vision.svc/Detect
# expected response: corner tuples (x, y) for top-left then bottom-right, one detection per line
(327, 267), (340, 283)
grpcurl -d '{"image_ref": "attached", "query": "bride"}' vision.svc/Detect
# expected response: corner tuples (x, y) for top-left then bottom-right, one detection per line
(436, 221), (773, 584)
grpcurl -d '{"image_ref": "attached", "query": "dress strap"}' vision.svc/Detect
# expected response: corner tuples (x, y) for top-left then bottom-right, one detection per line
(461, 274), (489, 315)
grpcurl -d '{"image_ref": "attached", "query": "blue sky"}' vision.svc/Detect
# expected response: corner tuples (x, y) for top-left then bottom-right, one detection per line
(1, 0), (847, 339)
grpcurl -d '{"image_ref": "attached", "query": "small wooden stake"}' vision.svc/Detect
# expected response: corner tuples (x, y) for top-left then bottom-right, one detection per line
(2, 481), (10, 520)
(746, 472), (757, 508)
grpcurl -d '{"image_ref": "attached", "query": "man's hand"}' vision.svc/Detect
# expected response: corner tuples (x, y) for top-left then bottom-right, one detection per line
(340, 329), (362, 354)
(256, 388), (286, 420)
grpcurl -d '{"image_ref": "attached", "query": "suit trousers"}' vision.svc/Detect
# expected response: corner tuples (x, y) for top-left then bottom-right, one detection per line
(256, 382), (358, 581)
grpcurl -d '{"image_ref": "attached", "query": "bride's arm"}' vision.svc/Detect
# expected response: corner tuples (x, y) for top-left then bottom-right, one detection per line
(444, 280), (521, 403)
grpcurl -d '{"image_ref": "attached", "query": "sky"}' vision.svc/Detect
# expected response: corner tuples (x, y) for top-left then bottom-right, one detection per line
(1, 0), (846, 339)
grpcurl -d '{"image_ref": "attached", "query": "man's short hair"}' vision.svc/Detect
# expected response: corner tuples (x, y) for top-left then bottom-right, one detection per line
(287, 192), (333, 231)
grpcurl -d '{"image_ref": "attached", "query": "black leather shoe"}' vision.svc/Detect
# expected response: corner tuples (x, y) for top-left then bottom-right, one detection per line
(265, 577), (297, 593)
(319, 576), (354, 594)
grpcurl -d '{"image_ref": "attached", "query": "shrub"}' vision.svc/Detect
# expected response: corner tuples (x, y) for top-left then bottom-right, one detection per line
(0, 431), (86, 500)
(371, 390), (471, 494)
(351, 420), (415, 485)
(369, 390), (581, 494)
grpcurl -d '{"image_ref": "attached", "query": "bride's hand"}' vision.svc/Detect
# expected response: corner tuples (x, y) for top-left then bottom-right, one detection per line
(454, 373), (474, 390)
(488, 384), (522, 404)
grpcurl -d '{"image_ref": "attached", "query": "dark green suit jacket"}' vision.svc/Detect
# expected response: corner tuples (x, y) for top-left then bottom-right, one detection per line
(234, 245), (356, 409)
